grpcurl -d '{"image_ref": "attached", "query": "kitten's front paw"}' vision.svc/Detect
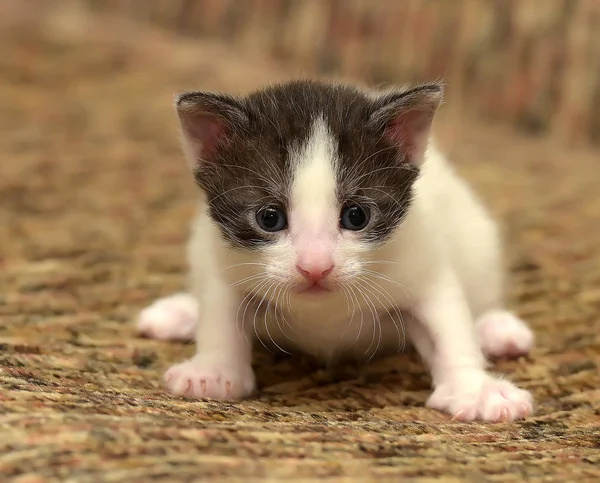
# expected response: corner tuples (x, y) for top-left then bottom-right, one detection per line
(427, 375), (533, 422)
(137, 293), (198, 341)
(164, 358), (256, 400)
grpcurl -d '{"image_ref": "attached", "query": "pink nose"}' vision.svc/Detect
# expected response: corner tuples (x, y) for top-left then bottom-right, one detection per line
(296, 263), (334, 282)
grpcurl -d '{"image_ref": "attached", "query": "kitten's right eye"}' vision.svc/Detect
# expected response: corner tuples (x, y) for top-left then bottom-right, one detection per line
(256, 206), (287, 232)
(340, 204), (370, 231)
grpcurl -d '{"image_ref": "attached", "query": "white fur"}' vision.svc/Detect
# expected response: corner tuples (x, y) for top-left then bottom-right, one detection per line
(291, 118), (338, 231)
(138, 292), (198, 341)
(290, 119), (338, 277)
(476, 310), (535, 358)
(138, 122), (535, 421)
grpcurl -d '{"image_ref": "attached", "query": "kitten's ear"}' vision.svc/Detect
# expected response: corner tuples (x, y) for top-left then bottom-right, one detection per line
(369, 83), (443, 166)
(175, 91), (248, 166)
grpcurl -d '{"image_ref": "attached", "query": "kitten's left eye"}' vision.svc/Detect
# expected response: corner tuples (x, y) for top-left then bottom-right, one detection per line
(256, 206), (287, 232)
(340, 205), (370, 231)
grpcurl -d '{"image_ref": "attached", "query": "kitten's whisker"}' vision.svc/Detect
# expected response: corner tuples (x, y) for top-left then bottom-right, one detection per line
(361, 270), (405, 288)
(224, 262), (269, 271)
(340, 281), (352, 314)
(281, 286), (301, 336)
(264, 282), (291, 354)
(277, 286), (296, 340)
(363, 260), (402, 266)
(269, 284), (291, 354)
(285, 287), (304, 330)
(236, 278), (270, 343)
(361, 273), (411, 347)
(272, 284), (286, 334)
(362, 186), (411, 211)
(360, 270), (402, 307)
(338, 284), (352, 338)
(354, 282), (381, 360)
(230, 274), (266, 288)
(361, 268), (407, 287)
(360, 276), (406, 354)
(339, 282), (357, 340)
(252, 280), (278, 354)
(344, 145), (399, 181)
(239, 279), (272, 333)
(348, 284), (365, 349)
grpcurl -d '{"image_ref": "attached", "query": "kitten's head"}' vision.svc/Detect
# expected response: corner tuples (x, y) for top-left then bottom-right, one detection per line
(176, 80), (442, 296)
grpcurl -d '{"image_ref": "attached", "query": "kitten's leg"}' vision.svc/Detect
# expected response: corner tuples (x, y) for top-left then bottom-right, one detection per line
(476, 310), (534, 359)
(163, 280), (255, 400)
(465, 248), (535, 359)
(137, 292), (198, 341)
(410, 268), (533, 422)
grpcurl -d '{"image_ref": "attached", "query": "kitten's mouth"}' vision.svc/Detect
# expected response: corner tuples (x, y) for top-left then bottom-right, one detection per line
(298, 283), (332, 295)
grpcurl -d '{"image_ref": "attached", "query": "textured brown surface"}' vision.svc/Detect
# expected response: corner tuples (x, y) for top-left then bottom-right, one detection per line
(1, 9), (600, 483)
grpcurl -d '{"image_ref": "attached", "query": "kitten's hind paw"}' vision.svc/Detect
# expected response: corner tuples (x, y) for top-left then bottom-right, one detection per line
(165, 358), (256, 400)
(137, 293), (198, 341)
(476, 310), (534, 358)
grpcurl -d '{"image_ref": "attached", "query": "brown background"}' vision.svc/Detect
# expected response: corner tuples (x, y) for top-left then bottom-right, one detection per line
(89, 0), (600, 148)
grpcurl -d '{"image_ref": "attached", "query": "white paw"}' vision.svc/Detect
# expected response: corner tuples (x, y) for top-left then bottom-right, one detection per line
(137, 293), (198, 341)
(427, 374), (533, 422)
(476, 310), (534, 358)
(164, 358), (256, 400)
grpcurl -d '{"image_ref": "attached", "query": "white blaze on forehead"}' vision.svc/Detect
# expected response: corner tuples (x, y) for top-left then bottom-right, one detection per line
(290, 117), (338, 234)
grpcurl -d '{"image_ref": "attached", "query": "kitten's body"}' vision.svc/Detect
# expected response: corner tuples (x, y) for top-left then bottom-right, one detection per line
(138, 80), (534, 421)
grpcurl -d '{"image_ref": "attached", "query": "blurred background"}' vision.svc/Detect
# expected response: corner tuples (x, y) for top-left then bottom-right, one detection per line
(1, 1), (600, 480)
(97, 0), (600, 147)
(6, 0), (600, 144)
(1, 0), (598, 280)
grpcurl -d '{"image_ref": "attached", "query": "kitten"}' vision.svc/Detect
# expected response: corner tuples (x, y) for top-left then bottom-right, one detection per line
(137, 80), (535, 422)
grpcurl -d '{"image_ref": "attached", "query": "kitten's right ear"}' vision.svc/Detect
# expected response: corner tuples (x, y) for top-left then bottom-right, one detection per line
(175, 92), (248, 167)
(368, 82), (443, 166)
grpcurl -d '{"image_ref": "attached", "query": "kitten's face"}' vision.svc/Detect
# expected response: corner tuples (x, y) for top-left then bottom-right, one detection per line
(177, 81), (441, 296)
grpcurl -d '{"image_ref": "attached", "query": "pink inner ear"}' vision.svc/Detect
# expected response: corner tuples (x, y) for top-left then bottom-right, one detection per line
(182, 111), (228, 162)
(384, 109), (433, 160)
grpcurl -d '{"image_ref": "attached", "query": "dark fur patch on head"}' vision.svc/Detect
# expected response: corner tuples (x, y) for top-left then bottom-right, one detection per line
(177, 80), (441, 249)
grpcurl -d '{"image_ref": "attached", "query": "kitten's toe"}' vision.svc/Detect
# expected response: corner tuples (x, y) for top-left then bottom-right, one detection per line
(164, 358), (255, 400)
(476, 310), (534, 358)
(137, 293), (198, 341)
(427, 374), (533, 422)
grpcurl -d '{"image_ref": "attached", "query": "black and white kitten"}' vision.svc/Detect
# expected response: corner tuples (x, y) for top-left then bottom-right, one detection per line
(138, 80), (535, 422)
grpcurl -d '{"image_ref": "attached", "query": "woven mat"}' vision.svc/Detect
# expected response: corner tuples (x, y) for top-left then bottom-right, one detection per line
(1, 10), (599, 483)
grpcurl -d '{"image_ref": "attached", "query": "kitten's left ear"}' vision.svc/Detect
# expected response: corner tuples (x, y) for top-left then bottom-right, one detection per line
(175, 91), (248, 168)
(369, 82), (443, 166)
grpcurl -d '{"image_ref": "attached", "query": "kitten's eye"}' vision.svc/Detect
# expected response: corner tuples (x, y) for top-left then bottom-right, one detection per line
(256, 206), (287, 232)
(340, 205), (370, 231)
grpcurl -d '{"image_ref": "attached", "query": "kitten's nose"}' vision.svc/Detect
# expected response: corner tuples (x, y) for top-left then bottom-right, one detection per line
(296, 262), (334, 282)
